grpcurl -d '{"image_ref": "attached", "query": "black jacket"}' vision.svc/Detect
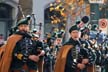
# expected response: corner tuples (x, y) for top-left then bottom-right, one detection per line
(10, 31), (38, 70)
(64, 38), (79, 72)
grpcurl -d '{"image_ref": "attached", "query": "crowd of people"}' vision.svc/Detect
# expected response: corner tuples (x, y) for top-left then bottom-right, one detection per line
(0, 15), (108, 72)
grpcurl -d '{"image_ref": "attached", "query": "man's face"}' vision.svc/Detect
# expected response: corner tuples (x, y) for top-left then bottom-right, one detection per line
(33, 37), (39, 40)
(70, 30), (80, 40)
(84, 34), (89, 40)
(18, 24), (29, 32)
(56, 38), (62, 44)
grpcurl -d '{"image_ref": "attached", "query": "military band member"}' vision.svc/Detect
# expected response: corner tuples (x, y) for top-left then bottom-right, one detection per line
(81, 33), (97, 72)
(54, 25), (89, 72)
(0, 17), (39, 72)
(32, 33), (45, 72)
(103, 46), (108, 72)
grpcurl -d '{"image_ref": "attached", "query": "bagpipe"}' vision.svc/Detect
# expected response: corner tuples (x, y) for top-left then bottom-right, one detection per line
(75, 16), (97, 65)
(72, 39), (90, 72)
(98, 35), (108, 66)
(89, 30), (108, 66)
(76, 39), (89, 63)
(9, 5), (37, 36)
(76, 16), (90, 33)
(70, 16), (91, 70)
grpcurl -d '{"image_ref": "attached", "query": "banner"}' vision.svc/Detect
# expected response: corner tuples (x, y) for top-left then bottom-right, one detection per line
(89, 0), (104, 4)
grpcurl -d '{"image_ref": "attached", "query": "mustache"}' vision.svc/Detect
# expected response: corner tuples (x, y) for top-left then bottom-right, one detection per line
(19, 30), (28, 33)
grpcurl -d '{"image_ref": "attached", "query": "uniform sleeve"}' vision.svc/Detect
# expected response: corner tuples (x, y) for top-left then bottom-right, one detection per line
(88, 48), (96, 65)
(65, 49), (77, 69)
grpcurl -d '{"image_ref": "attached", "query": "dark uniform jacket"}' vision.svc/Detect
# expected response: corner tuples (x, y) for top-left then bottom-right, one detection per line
(32, 40), (44, 59)
(64, 38), (79, 72)
(55, 38), (89, 72)
(54, 38), (89, 72)
(10, 31), (38, 70)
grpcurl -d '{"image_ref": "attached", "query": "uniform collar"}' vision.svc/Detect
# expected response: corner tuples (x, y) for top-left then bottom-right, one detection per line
(15, 31), (31, 38)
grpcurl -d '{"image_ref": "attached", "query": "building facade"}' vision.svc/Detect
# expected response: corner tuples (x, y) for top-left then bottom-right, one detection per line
(0, 0), (33, 40)
(0, 0), (19, 40)
(32, 0), (55, 39)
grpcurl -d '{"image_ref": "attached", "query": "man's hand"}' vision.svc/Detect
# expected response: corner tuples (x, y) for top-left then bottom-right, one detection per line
(77, 63), (85, 70)
(82, 59), (89, 64)
(29, 55), (39, 62)
(38, 50), (45, 56)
